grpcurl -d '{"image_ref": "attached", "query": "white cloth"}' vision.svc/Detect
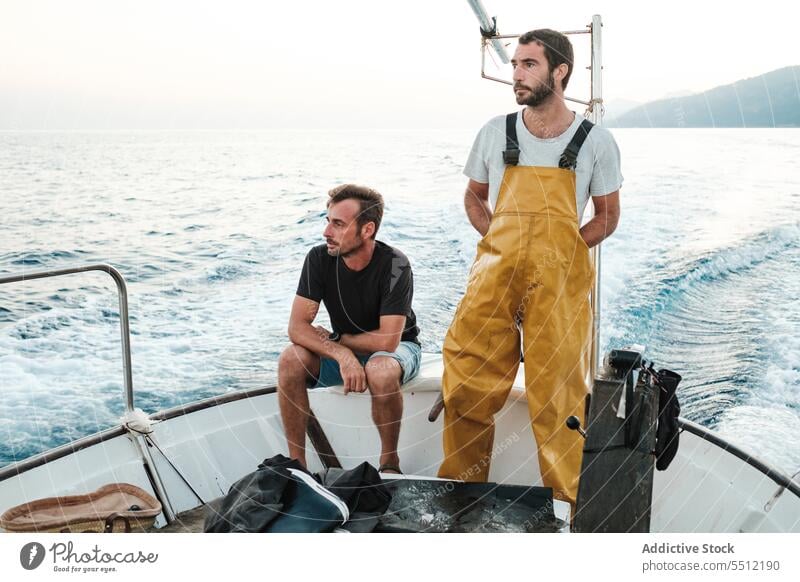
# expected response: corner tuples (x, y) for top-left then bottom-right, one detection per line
(463, 110), (624, 222)
(120, 408), (154, 434)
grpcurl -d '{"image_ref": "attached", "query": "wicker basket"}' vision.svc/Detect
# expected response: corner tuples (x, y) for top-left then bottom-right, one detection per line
(0, 483), (162, 533)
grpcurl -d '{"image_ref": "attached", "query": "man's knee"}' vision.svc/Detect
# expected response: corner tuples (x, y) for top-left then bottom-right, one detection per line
(278, 344), (318, 386)
(444, 380), (508, 421)
(365, 356), (402, 393)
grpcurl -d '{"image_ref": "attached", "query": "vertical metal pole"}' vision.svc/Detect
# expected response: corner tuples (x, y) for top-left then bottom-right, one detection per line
(111, 268), (135, 413)
(589, 14), (603, 379)
(132, 436), (177, 522)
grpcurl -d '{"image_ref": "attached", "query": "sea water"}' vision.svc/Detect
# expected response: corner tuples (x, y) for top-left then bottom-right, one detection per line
(0, 128), (798, 477)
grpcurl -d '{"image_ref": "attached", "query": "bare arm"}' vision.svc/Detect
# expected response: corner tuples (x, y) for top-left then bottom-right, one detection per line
(287, 295), (359, 364)
(340, 315), (406, 355)
(464, 179), (492, 236)
(287, 295), (368, 393)
(579, 190), (620, 248)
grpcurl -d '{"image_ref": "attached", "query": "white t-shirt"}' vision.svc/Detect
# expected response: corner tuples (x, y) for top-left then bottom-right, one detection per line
(463, 110), (624, 221)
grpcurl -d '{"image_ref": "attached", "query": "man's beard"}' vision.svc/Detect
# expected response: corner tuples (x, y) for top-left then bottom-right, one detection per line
(327, 235), (363, 257)
(515, 72), (555, 107)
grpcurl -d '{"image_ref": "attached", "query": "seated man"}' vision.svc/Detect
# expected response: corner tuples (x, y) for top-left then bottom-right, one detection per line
(278, 184), (421, 474)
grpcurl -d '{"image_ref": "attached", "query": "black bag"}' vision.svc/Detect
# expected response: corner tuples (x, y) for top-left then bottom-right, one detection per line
(319, 463), (392, 532)
(205, 455), (391, 533)
(654, 369), (682, 471)
(204, 455), (347, 533)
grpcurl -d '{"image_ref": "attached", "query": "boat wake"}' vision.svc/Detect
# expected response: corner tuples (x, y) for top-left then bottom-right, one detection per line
(605, 222), (800, 472)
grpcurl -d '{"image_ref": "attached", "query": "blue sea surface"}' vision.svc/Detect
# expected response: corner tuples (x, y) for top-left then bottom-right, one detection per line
(1, 128), (798, 476)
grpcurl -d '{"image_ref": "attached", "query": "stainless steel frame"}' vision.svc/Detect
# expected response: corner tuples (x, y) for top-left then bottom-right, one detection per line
(589, 14), (604, 380)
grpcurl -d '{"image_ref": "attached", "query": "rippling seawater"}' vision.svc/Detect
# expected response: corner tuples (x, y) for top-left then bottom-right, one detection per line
(1, 128), (798, 476)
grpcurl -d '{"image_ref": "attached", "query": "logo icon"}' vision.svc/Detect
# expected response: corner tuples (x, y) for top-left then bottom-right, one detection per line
(20, 542), (46, 570)
(390, 256), (409, 293)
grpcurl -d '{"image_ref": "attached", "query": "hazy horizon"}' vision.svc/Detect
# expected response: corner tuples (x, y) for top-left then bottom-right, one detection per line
(2, 0), (799, 130)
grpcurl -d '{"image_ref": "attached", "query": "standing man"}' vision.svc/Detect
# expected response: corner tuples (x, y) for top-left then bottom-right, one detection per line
(438, 29), (623, 506)
(278, 184), (421, 475)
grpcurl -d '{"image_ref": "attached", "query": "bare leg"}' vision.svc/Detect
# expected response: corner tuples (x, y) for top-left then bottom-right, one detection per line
(277, 343), (320, 468)
(365, 356), (404, 470)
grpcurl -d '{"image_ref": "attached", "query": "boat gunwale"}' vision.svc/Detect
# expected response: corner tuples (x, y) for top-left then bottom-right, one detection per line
(0, 384), (278, 484)
(0, 365), (438, 484)
(677, 418), (800, 498)
(2, 383), (798, 504)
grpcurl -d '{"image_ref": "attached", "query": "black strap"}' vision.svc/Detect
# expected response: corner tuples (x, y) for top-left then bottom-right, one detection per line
(502, 112), (520, 166)
(505, 113), (593, 169)
(558, 118), (594, 170)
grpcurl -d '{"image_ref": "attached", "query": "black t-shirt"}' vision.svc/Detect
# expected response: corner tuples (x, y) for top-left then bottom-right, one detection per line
(296, 241), (420, 345)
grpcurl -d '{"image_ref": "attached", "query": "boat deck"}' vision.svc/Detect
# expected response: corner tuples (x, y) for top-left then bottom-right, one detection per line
(148, 478), (568, 533)
(150, 499), (222, 533)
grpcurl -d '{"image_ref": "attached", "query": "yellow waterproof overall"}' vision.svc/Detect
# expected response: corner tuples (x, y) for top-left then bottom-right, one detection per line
(439, 115), (595, 506)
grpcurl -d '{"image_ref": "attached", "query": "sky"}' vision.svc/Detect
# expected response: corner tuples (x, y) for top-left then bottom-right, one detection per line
(1, 0), (798, 129)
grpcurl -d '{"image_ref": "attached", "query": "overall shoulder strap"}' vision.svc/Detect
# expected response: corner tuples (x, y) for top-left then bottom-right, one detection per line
(502, 112), (520, 166)
(558, 118), (594, 170)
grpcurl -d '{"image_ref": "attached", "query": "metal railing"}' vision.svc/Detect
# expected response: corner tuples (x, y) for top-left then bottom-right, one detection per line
(0, 264), (177, 521)
(0, 264), (135, 412)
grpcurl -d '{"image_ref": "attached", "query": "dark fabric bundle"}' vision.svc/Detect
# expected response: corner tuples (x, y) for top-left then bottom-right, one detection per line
(204, 455), (391, 533)
(655, 369), (682, 471)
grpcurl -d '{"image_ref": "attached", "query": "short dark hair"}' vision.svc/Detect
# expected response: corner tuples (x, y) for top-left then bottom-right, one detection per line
(327, 184), (384, 239)
(518, 29), (574, 91)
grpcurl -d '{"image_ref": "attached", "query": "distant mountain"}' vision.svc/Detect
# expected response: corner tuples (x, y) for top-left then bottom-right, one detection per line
(608, 66), (800, 128)
(603, 98), (643, 122)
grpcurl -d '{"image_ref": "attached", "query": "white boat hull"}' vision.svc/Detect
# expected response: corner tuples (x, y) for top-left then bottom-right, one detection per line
(1, 353), (798, 532)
